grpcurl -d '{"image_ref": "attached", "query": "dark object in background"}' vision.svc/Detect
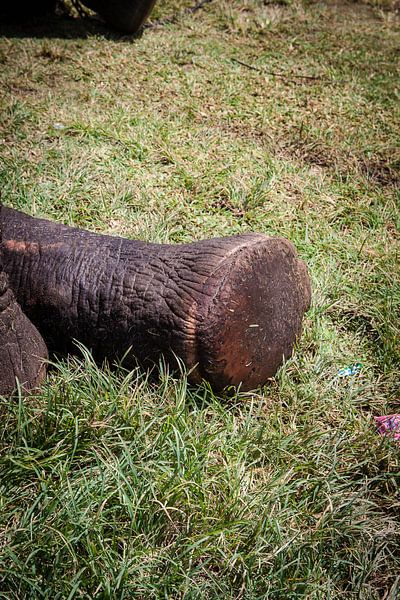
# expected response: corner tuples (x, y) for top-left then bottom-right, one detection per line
(0, 0), (56, 20)
(1, 207), (311, 392)
(0, 0), (157, 33)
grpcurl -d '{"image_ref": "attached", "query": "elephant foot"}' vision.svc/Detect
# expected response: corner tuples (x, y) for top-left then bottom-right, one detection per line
(0, 271), (48, 396)
(189, 235), (311, 390)
(80, 0), (157, 33)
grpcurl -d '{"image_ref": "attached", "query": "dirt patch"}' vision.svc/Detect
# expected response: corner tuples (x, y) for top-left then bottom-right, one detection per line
(359, 157), (400, 187)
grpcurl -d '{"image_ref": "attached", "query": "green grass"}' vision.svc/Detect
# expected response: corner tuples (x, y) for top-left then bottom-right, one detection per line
(0, 0), (399, 597)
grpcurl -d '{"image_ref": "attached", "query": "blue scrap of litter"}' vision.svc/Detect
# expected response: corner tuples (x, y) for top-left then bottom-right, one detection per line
(338, 363), (362, 377)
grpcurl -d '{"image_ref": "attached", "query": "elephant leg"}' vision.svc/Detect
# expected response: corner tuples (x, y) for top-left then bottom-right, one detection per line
(0, 207), (48, 396)
(80, 0), (157, 33)
(1, 206), (311, 392)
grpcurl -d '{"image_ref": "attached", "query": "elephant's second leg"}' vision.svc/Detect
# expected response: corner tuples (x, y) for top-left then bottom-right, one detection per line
(0, 265), (48, 396)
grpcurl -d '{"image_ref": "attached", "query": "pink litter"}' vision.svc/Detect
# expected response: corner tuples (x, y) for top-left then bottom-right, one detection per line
(374, 414), (400, 443)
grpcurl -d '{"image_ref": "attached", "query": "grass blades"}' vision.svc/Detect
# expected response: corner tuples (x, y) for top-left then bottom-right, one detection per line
(0, 355), (399, 599)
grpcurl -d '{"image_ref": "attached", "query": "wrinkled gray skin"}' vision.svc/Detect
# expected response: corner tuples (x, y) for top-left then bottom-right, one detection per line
(0, 272), (48, 395)
(0, 205), (48, 396)
(1, 207), (311, 391)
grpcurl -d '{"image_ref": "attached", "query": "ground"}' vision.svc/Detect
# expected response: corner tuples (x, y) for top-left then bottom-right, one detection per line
(0, 0), (399, 598)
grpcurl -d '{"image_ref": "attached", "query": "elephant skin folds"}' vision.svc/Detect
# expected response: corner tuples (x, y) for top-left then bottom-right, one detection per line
(0, 272), (48, 396)
(1, 207), (311, 392)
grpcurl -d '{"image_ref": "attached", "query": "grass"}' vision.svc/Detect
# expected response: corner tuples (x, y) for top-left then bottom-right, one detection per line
(0, 0), (399, 597)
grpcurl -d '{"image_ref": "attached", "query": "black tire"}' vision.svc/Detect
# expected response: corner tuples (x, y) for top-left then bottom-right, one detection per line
(81, 0), (157, 33)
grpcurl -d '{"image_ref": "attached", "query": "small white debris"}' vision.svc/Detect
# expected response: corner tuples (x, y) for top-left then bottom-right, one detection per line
(53, 122), (65, 130)
(248, 324), (259, 328)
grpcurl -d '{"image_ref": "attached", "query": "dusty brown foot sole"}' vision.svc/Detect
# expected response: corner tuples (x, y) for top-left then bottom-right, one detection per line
(192, 235), (311, 391)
